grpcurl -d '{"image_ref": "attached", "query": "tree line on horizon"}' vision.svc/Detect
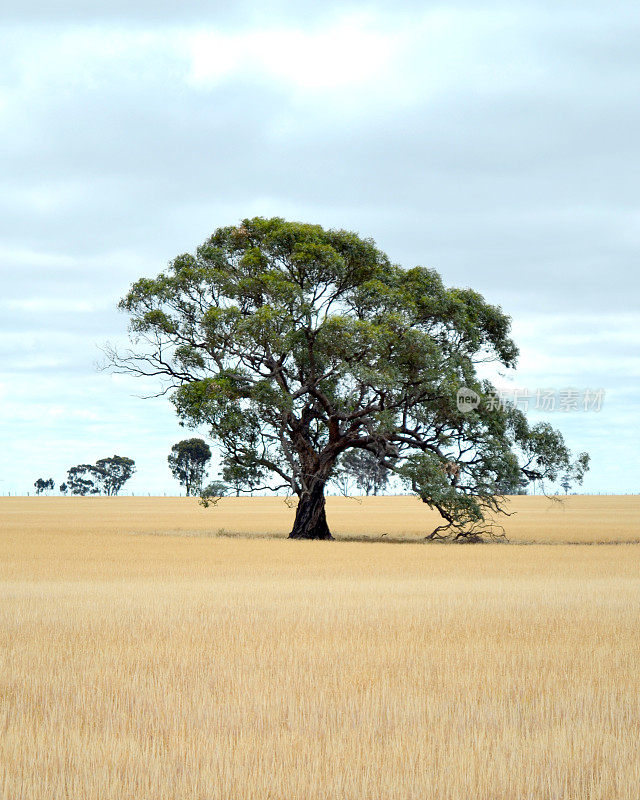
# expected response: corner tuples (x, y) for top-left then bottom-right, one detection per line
(34, 455), (136, 496)
(30, 437), (441, 498)
(31, 436), (577, 499)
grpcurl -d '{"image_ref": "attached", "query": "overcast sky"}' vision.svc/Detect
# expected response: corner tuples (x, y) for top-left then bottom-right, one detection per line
(1, 1), (638, 495)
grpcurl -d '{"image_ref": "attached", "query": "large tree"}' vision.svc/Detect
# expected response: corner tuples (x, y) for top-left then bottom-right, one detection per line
(168, 438), (212, 496)
(108, 217), (588, 539)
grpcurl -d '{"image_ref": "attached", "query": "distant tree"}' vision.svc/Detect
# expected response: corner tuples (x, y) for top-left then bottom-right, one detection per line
(93, 456), (136, 495)
(66, 458), (135, 496)
(34, 478), (55, 495)
(168, 438), (212, 496)
(338, 449), (392, 496)
(221, 456), (264, 497)
(59, 482), (68, 495)
(330, 471), (353, 498)
(66, 465), (99, 496)
(560, 475), (571, 494)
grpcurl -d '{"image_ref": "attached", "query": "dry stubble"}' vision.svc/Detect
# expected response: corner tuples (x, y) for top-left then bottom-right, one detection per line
(1, 497), (639, 799)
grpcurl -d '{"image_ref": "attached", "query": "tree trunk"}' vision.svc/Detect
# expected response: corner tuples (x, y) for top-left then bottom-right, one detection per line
(289, 481), (333, 540)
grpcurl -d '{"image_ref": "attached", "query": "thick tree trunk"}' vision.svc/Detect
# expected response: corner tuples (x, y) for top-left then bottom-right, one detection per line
(289, 481), (333, 540)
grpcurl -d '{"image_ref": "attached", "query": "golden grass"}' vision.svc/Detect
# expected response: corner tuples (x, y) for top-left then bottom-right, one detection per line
(2, 493), (640, 545)
(1, 496), (640, 798)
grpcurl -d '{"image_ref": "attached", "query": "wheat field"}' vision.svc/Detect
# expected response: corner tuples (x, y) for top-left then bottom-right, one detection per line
(1, 496), (640, 799)
(2, 492), (640, 544)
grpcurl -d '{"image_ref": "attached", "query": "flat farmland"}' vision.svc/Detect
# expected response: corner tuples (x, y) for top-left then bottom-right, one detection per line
(1, 496), (640, 799)
(2, 493), (640, 546)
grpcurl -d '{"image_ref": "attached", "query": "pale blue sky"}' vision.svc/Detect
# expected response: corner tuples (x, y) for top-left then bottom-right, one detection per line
(1, 1), (638, 495)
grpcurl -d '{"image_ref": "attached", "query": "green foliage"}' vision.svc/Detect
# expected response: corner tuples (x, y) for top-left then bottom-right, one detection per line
(198, 480), (228, 508)
(337, 449), (393, 496)
(221, 457), (265, 496)
(168, 438), (212, 496)
(93, 456), (136, 496)
(66, 457), (135, 496)
(34, 478), (54, 495)
(111, 217), (589, 539)
(559, 453), (590, 495)
(66, 465), (99, 496)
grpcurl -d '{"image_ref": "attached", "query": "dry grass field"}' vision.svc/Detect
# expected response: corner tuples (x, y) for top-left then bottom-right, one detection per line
(2, 492), (640, 544)
(1, 495), (640, 799)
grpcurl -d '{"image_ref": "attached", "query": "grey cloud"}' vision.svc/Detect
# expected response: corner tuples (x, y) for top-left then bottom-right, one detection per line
(1, 42), (636, 315)
(1, 1), (639, 493)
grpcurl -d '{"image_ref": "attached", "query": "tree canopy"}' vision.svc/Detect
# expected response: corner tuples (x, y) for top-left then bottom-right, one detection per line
(168, 438), (212, 496)
(94, 456), (136, 496)
(338, 449), (393, 496)
(66, 456), (135, 496)
(109, 217), (588, 539)
(66, 465), (99, 496)
(34, 478), (54, 495)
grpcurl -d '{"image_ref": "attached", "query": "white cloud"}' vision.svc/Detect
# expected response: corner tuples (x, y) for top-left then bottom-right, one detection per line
(185, 13), (399, 91)
(4, 298), (99, 313)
